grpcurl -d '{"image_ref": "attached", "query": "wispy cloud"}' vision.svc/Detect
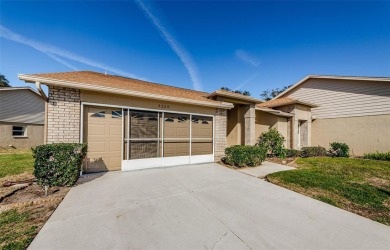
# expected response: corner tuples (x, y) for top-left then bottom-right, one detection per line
(235, 49), (260, 67)
(135, 0), (202, 91)
(234, 71), (259, 90)
(0, 24), (139, 78)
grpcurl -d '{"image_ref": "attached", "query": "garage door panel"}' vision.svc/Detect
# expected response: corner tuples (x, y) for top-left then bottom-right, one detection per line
(84, 106), (122, 173)
(109, 124), (122, 136)
(88, 141), (106, 153)
(88, 124), (107, 135)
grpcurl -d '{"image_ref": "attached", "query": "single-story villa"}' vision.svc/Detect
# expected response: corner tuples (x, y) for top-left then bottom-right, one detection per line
(18, 71), (390, 173)
(0, 87), (45, 148)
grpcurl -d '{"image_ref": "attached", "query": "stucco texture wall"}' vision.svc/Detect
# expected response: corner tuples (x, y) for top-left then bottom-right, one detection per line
(0, 122), (44, 148)
(312, 114), (390, 156)
(255, 110), (288, 147)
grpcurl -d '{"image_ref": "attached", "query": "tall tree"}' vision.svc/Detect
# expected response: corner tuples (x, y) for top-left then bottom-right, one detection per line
(260, 84), (292, 101)
(220, 87), (251, 96)
(0, 74), (11, 87)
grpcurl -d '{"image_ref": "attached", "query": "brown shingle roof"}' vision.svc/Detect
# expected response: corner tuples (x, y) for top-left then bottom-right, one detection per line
(25, 71), (220, 104)
(207, 89), (264, 104)
(258, 97), (318, 108)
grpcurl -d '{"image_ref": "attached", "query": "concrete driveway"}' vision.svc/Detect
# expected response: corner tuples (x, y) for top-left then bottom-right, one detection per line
(29, 163), (389, 250)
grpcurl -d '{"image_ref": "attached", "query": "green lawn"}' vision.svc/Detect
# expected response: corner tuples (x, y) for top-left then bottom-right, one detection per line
(0, 209), (37, 250)
(267, 157), (390, 225)
(0, 151), (34, 178)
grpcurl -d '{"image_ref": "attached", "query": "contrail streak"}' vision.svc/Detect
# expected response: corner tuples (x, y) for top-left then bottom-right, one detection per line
(135, 0), (203, 91)
(0, 24), (139, 78)
(235, 49), (260, 67)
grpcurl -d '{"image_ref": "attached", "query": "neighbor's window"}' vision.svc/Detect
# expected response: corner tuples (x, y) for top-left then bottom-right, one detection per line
(12, 126), (26, 137)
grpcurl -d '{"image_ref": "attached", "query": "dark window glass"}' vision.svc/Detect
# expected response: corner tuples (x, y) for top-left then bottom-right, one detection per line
(91, 111), (105, 118)
(12, 126), (26, 136)
(112, 110), (122, 118)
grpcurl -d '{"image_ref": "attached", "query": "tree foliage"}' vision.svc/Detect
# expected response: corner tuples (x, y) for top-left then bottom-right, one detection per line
(260, 84), (292, 101)
(220, 87), (251, 96)
(0, 74), (11, 87)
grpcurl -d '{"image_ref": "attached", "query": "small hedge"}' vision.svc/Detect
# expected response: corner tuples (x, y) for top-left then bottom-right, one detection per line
(224, 145), (267, 167)
(32, 143), (87, 187)
(363, 152), (390, 161)
(284, 149), (302, 158)
(300, 146), (327, 158)
(329, 142), (350, 158)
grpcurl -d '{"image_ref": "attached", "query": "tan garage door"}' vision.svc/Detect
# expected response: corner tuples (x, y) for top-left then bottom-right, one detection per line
(83, 106), (122, 173)
(163, 113), (190, 157)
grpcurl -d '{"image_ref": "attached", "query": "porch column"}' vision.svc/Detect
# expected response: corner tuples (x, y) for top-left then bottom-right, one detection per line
(244, 104), (256, 145)
(214, 108), (227, 161)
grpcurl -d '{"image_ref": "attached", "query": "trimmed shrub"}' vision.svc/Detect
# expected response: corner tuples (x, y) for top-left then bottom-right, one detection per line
(329, 142), (350, 158)
(32, 143), (87, 187)
(300, 146), (327, 158)
(224, 145), (267, 167)
(363, 152), (390, 161)
(284, 149), (302, 158)
(257, 128), (286, 157)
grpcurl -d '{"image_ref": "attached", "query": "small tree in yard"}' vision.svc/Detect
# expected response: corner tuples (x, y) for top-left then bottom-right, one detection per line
(257, 128), (286, 157)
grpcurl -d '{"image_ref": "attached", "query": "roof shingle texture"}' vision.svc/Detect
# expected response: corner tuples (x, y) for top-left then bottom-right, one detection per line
(30, 71), (218, 103)
(258, 97), (298, 107)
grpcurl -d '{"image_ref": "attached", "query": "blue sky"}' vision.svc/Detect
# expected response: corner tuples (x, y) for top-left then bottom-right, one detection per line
(1, 0), (389, 96)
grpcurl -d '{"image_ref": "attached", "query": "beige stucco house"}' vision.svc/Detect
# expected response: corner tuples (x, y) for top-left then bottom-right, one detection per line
(0, 87), (45, 148)
(18, 71), (389, 173)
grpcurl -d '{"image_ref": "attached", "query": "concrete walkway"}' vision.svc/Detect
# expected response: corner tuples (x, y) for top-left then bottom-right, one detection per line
(29, 163), (389, 250)
(239, 161), (295, 178)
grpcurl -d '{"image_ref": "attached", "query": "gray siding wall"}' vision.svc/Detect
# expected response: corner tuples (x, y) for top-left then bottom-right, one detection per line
(283, 78), (390, 119)
(0, 89), (45, 124)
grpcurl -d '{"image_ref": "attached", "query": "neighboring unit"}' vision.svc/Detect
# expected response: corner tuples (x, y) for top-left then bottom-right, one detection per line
(0, 87), (45, 148)
(18, 71), (390, 173)
(274, 75), (390, 155)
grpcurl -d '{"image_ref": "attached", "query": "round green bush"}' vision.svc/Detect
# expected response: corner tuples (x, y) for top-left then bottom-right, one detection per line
(32, 143), (87, 187)
(256, 128), (286, 157)
(224, 145), (267, 167)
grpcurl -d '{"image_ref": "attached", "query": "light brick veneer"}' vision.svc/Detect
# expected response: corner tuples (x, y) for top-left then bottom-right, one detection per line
(244, 104), (256, 146)
(47, 86), (80, 143)
(214, 108), (227, 161)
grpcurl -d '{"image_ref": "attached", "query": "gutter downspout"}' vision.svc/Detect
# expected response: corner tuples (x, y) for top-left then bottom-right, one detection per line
(35, 82), (48, 102)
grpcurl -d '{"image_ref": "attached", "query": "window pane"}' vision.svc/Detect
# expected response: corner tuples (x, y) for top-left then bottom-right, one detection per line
(12, 126), (26, 136)
(164, 113), (190, 139)
(112, 110), (122, 118)
(163, 141), (189, 157)
(130, 111), (158, 139)
(191, 141), (213, 155)
(129, 140), (160, 159)
(191, 116), (212, 139)
(91, 111), (105, 118)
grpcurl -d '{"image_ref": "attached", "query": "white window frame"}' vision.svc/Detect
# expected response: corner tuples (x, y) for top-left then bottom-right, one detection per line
(12, 125), (27, 137)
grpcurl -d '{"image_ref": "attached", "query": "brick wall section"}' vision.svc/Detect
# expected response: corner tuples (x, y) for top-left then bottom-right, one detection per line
(47, 86), (81, 143)
(214, 108), (227, 161)
(244, 104), (256, 146)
